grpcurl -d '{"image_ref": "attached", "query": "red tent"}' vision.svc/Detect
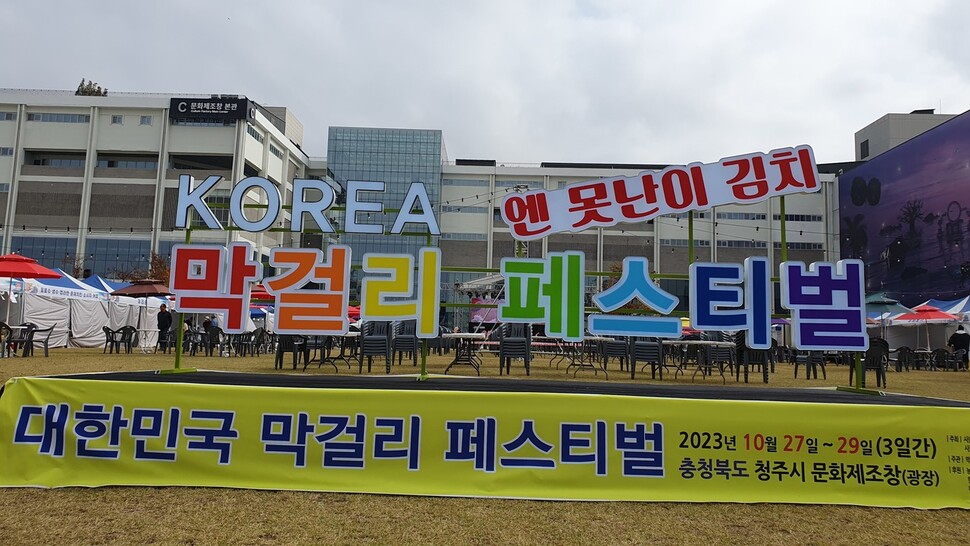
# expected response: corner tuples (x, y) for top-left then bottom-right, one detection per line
(892, 304), (959, 323)
(251, 283), (273, 302)
(892, 304), (959, 348)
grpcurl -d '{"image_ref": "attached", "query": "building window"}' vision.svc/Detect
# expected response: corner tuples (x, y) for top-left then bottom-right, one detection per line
(496, 180), (544, 189)
(717, 240), (767, 248)
(441, 206), (488, 213)
(96, 159), (158, 169)
(773, 242), (823, 250)
(110, 115), (123, 125)
(193, 190), (231, 227)
(0, 147), (13, 156)
(246, 125), (264, 143)
(0, 183), (9, 192)
(716, 212), (766, 221)
(860, 139), (869, 159)
(772, 214), (822, 222)
(0, 112), (16, 121)
(660, 238), (710, 247)
(140, 115), (152, 126)
(171, 118), (236, 127)
(269, 143), (284, 159)
(441, 233), (487, 240)
(34, 157), (85, 168)
(443, 179), (488, 187)
(26, 113), (91, 123)
(671, 212), (707, 219)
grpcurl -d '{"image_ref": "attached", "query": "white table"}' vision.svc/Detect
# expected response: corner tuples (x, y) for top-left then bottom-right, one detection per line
(442, 333), (486, 375)
(564, 335), (614, 378)
(304, 331), (360, 371)
(137, 329), (158, 354)
(662, 339), (737, 383)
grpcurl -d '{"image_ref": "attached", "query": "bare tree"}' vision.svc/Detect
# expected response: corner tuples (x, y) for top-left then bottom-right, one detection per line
(110, 252), (169, 282)
(147, 252), (170, 282)
(61, 255), (85, 278)
(111, 266), (148, 282)
(898, 199), (924, 236)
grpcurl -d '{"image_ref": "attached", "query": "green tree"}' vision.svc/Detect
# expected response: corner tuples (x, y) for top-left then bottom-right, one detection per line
(75, 78), (107, 96)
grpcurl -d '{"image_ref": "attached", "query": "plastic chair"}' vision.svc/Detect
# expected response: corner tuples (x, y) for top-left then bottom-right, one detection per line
(894, 346), (915, 372)
(951, 348), (968, 371)
(0, 322), (12, 357)
(29, 324), (55, 357)
(601, 337), (629, 372)
(116, 326), (137, 354)
(734, 331), (773, 384)
(702, 333), (735, 383)
(183, 326), (203, 356)
(358, 321), (393, 374)
(498, 322), (531, 375)
(205, 327), (227, 357)
(274, 334), (307, 370)
(392, 320), (419, 367)
(8, 324), (36, 357)
(103, 326), (120, 354)
(850, 338), (888, 388)
(155, 327), (173, 354)
(793, 350), (826, 379)
(629, 337), (665, 379)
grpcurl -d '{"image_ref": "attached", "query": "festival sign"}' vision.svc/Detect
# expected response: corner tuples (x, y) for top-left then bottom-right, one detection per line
(0, 143), (954, 508)
(499, 145), (818, 240)
(165, 145), (861, 351)
(169, 239), (866, 351)
(1, 376), (968, 508)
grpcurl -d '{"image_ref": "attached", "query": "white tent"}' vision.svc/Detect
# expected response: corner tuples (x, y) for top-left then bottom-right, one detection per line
(0, 269), (150, 349)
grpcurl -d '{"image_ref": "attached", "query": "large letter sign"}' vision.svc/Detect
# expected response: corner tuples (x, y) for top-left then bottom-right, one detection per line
(500, 146), (819, 240)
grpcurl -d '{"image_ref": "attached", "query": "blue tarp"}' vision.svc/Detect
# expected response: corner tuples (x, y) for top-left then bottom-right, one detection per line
(925, 297), (970, 315)
(81, 274), (131, 293)
(27, 269), (108, 301)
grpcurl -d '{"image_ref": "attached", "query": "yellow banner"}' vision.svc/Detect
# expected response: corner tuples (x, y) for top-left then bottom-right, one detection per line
(1, 376), (969, 508)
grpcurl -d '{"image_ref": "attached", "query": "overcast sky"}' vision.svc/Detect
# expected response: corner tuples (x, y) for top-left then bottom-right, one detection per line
(6, 1), (970, 164)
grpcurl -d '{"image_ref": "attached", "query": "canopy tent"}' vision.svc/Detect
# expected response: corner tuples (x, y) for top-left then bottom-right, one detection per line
(924, 296), (970, 319)
(890, 304), (960, 350)
(0, 269), (106, 348)
(82, 274), (131, 294)
(866, 293), (914, 338)
(0, 270), (151, 349)
(457, 274), (504, 297)
(456, 274), (505, 332)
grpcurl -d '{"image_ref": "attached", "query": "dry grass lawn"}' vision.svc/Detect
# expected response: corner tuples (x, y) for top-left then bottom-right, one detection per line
(1, 347), (969, 545)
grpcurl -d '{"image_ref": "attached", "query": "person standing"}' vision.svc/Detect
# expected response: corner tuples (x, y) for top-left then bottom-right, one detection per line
(157, 304), (173, 352)
(947, 325), (970, 370)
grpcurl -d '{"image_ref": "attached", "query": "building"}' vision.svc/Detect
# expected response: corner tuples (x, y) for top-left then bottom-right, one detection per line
(2, 87), (858, 326)
(840, 109), (970, 304)
(854, 109), (956, 161)
(0, 89), (309, 278)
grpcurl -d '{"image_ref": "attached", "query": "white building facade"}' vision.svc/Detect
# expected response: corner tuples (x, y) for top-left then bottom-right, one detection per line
(1, 88), (845, 315)
(0, 89), (308, 277)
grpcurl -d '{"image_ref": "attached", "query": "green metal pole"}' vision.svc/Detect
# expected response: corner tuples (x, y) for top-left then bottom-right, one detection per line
(418, 230), (432, 381)
(687, 211), (695, 265)
(779, 196), (788, 263)
(419, 340), (429, 381)
(171, 228), (191, 372)
(854, 352), (864, 389)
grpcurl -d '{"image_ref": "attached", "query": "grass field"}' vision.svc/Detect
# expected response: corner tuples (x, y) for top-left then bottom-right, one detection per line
(1, 347), (968, 545)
